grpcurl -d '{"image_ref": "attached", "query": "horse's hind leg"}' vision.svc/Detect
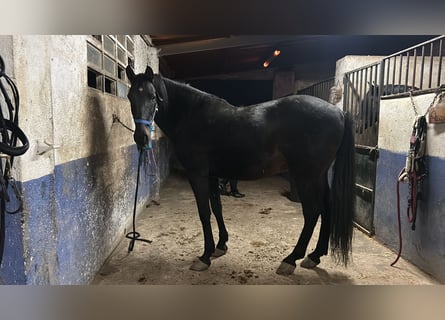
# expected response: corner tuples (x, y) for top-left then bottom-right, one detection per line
(209, 176), (228, 258)
(301, 175), (330, 269)
(276, 178), (323, 276)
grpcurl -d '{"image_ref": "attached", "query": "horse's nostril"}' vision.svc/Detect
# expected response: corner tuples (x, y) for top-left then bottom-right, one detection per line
(133, 130), (150, 148)
(134, 124), (151, 147)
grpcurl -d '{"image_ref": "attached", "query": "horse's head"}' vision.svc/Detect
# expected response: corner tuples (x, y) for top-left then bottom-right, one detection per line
(126, 65), (159, 149)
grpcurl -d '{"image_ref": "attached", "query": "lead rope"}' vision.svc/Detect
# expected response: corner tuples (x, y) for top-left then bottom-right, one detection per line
(125, 149), (152, 252)
(112, 113), (157, 252)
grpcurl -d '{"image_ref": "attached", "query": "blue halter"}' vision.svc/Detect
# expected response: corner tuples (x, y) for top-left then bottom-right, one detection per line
(134, 119), (152, 126)
(134, 119), (155, 150)
(134, 103), (158, 149)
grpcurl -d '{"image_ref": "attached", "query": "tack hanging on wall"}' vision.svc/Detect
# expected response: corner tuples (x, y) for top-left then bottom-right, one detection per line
(428, 90), (445, 124)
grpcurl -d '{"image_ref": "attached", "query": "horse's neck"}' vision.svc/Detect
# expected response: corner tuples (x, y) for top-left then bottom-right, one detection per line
(165, 78), (198, 107)
(155, 79), (199, 139)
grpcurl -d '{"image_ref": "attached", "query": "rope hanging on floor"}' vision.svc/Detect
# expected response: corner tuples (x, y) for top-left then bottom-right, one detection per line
(125, 149), (155, 252)
(112, 114), (156, 251)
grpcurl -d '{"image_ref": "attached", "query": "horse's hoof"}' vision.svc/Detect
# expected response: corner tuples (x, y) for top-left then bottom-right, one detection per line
(189, 258), (210, 271)
(300, 256), (319, 269)
(212, 246), (227, 258)
(276, 262), (296, 275)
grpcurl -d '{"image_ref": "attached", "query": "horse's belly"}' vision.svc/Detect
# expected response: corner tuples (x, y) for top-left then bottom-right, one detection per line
(216, 150), (288, 180)
(254, 152), (288, 177)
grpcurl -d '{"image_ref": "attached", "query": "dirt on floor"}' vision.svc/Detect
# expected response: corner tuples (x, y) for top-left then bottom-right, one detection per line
(92, 173), (439, 285)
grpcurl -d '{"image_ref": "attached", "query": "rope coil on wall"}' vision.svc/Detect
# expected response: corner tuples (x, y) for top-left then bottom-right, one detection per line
(0, 54), (29, 266)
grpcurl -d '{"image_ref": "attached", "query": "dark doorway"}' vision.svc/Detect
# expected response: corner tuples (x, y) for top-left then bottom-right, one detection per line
(189, 79), (273, 106)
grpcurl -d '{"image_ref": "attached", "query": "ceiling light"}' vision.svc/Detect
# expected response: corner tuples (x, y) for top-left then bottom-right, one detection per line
(263, 49), (281, 68)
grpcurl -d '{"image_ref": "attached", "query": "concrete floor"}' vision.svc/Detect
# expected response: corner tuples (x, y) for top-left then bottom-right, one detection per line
(93, 174), (439, 285)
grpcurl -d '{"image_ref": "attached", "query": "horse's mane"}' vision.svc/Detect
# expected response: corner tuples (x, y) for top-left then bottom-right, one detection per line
(153, 74), (169, 109)
(162, 77), (232, 107)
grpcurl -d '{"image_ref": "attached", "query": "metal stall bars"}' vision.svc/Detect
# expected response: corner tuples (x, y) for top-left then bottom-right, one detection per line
(381, 36), (444, 264)
(342, 35), (445, 235)
(298, 77), (335, 102)
(380, 35), (444, 98)
(343, 61), (381, 235)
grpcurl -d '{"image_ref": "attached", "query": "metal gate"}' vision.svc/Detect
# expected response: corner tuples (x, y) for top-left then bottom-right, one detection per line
(298, 77), (335, 102)
(343, 35), (445, 235)
(344, 62), (381, 235)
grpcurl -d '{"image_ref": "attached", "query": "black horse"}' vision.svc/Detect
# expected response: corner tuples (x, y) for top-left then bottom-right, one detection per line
(126, 65), (355, 275)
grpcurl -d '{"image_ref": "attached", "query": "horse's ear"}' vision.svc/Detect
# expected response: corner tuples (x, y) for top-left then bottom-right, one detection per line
(126, 65), (136, 83)
(145, 65), (154, 81)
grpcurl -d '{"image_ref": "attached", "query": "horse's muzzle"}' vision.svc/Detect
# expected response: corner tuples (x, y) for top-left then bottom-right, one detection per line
(133, 124), (150, 149)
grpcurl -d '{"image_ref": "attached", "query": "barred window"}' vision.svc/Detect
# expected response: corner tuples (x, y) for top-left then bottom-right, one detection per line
(87, 35), (135, 98)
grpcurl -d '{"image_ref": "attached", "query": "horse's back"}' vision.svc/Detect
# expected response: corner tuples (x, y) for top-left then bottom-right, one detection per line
(200, 94), (345, 180)
(276, 94), (344, 125)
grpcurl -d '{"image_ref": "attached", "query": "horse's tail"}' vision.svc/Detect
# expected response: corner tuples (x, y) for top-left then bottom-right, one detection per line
(330, 112), (355, 266)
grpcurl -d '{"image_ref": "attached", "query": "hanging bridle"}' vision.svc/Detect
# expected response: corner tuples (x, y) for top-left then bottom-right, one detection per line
(391, 91), (438, 266)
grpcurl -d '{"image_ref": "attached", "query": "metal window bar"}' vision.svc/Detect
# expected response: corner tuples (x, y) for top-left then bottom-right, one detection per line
(343, 35), (445, 147)
(343, 60), (382, 146)
(354, 71), (359, 134)
(428, 42), (434, 88)
(374, 64), (380, 126)
(381, 35), (444, 97)
(405, 51), (410, 89)
(87, 35), (136, 97)
(358, 72), (363, 136)
(412, 48), (417, 90)
(419, 46), (425, 90)
(391, 56), (396, 93)
(398, 54), (403, 91)
(437, 39), (443, 87)
(298, 77), (335, 102)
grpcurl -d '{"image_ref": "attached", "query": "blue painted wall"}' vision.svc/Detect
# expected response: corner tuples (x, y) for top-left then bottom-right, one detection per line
(0, 183), (26, 285)
(375, 149), (445, 282)
(374, 93), (445, 283)
(0, 35), (165, 284)
(0, 139), (170, 284)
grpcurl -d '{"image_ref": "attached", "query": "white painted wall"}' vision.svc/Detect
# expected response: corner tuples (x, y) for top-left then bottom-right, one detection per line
(0, 35), (164, 284)
(13, 35), (159, 174)
(376, 91), (445, 283)
(13, 35), (55, 182)
(334, 55), (384, 109)
(379, 93), (445, 156)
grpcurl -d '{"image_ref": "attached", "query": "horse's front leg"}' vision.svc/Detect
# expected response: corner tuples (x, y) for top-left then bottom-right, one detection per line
(208, 176), (228, 257)
(187, 174), (215, 271)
